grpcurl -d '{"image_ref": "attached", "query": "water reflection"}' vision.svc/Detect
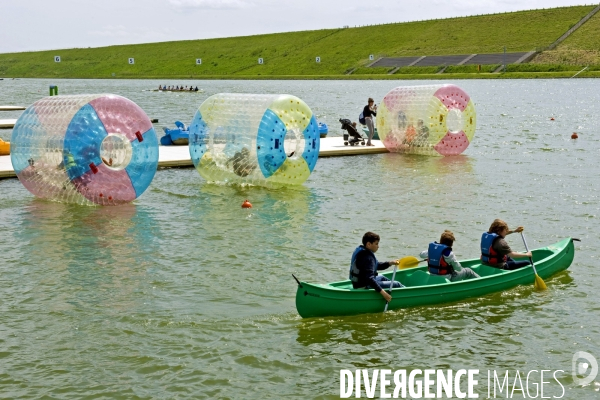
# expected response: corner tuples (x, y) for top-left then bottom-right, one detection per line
(17, 198), (158, 310)
(195, 183), (319, 246)
(379, 153), (474, 178)
(294, 284), (559, 351)
(296, 317), (387, 349)
(166, 182), (324, 313)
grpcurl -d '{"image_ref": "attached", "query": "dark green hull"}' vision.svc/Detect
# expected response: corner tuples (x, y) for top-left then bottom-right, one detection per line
(295, 238), (576, 318)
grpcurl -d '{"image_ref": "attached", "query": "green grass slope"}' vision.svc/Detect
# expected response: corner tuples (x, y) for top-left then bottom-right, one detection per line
(532, 6), (600, 66)
(0, 5), (594, 78)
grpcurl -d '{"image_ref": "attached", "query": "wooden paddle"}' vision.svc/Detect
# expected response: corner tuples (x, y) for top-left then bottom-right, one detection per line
(520, 232), (547, 290)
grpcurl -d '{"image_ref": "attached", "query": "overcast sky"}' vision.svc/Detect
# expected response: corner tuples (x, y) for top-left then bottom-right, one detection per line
(0, 0), (592, 54)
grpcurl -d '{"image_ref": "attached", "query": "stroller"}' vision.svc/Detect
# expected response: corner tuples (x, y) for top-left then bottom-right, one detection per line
(339, 118), (366, 146)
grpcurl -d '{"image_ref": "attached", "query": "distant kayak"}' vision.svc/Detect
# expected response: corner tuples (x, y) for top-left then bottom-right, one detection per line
(295, 237), (576, 318)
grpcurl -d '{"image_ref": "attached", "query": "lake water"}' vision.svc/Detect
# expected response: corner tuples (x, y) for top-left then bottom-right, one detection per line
(0, 78), (599, 399)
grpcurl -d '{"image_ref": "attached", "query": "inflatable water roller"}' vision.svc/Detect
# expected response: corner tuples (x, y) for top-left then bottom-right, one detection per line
(189, 93), (320, 186)
(377, 84), (476, 156)
(10, 94), (158, 205)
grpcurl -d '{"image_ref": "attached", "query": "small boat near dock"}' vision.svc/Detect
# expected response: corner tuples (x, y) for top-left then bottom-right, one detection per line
(160, 121), (189, 145)
(318, 122), (328, 138)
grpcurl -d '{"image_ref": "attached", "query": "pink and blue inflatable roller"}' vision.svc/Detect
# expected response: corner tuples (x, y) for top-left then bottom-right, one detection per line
(10, 94), (158, 205)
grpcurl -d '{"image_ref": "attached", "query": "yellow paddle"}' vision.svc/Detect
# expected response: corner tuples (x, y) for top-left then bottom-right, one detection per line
(520, 232), (547, 290)
(398, 256), (426, 270)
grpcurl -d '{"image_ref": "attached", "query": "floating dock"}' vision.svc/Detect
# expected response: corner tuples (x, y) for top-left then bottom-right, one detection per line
(1, 117), (157, 129)
(0, 106), (26, 111)
(0, 137), (388, 180)
(0, 119), (18, 129)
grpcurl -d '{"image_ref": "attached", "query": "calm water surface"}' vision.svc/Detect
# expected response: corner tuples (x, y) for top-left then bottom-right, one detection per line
(0, 78), (599, 399)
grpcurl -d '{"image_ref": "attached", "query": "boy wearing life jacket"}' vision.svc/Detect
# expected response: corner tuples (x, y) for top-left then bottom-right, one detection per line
(349, 232), (404, 303)
(480, 219), (531, 270)
(420, 230), (480, 282)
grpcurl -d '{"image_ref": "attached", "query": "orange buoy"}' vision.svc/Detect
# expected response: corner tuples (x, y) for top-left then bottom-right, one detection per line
(242, 199), (252, 209)
(571, 132), (578, 139)
(550, 117), (555, 121)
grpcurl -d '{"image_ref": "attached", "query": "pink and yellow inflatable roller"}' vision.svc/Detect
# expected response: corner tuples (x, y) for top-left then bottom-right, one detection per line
(377, 84), (476, 156)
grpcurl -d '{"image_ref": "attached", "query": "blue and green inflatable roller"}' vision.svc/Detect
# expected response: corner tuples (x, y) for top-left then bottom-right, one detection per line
(188, 93), (320, 186)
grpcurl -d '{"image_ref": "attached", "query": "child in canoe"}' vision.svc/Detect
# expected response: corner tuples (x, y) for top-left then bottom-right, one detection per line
(349, 232), (404, 302)
(420, 230), (480, 282)
(481, 219), (531, 270)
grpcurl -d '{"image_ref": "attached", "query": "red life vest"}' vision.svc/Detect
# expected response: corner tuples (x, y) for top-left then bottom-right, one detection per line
(427, 242), (454, 275)
(480, 232), (507, 265)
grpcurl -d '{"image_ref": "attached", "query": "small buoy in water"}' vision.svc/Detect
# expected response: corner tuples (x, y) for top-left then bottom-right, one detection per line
(242, 199), (252, 208)
(571, 132), (578, 139)
(550, 117), (555, 121)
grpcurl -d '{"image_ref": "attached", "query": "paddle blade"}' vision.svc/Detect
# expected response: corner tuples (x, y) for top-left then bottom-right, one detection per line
(399, 256), (420, 269)
(534, 274), (547, 290)
(521, 232), (547, 290)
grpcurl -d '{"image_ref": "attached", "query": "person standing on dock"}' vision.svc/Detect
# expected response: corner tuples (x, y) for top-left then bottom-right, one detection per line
(481, 219), (531, 270)
(363, 98), (377, 146)
(349, 232), (403, 303)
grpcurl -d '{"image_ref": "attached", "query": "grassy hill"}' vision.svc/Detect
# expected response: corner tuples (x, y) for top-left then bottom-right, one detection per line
(532, 5), (600, 66)
(0, 5), (597, 79)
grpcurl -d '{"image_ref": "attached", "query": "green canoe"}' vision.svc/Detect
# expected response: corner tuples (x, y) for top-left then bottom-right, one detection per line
(295, 237), (576, 318)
